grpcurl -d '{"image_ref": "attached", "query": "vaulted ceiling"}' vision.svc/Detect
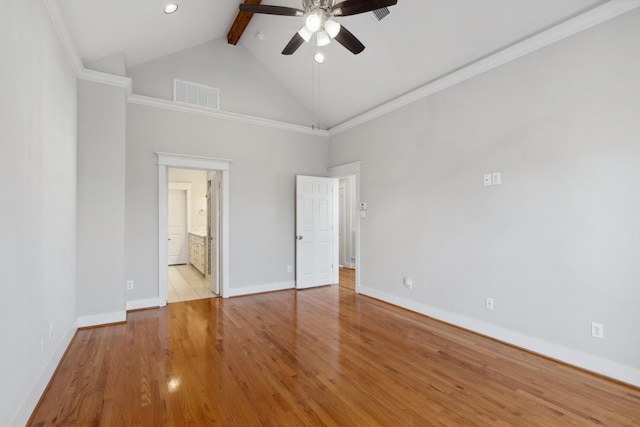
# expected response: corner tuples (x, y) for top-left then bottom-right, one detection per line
(57, 0), (607, 129)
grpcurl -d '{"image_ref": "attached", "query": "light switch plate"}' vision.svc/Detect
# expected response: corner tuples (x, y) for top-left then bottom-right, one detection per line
(483, 174), (492, 186)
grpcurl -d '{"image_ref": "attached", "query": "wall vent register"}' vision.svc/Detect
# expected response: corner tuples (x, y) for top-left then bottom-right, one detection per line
(174, 79), (220, 110)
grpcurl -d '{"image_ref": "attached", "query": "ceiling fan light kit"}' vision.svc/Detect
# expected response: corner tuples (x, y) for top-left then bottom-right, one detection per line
(316, 30), (331, 46)
(239, 0), (397, 55)
(305, 11), (324, 32)
(298, 26), (313, 43)
(324, 19), (341, 38)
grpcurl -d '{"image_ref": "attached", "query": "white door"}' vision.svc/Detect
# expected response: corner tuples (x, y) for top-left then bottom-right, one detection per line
(296, 175), (337, 289)
(168, 189), (188, 265)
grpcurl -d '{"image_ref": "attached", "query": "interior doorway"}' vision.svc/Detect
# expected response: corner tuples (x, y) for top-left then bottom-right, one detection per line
(328, 161), (361, 292)
(167, 168), (217, 303)
(338, 175), (357, 290)
(157, 152), (230, 305)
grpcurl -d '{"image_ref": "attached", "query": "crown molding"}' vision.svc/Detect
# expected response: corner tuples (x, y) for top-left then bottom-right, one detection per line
(43, 1), (325, 137)
(129, 94), (329, 136)
(42, 0), (84, 75)
(44, 0), (639, 139)
(328, 0), (640, 136)
(79, 69), (133, 95)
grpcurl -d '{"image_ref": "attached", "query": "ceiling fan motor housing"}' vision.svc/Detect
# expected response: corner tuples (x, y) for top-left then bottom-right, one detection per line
(304, 0), (334, 11)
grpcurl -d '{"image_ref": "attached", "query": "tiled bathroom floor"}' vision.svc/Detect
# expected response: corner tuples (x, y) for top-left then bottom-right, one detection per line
(168, 264), (216, 303)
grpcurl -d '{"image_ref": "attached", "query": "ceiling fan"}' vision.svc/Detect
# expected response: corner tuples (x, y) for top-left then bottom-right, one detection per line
(239, 0), (398, 55)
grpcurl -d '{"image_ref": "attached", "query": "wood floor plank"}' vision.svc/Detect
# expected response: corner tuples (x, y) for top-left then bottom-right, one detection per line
(29, 275), (640, 426)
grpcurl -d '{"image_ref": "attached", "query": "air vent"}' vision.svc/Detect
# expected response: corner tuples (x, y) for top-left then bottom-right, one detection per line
(372, 7), (390, 21)
(174, 79), (219, 110)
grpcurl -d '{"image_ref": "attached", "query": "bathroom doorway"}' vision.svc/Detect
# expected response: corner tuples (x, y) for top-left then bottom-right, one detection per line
(167, 168), (217, 303)
(157, 152), (230, 305)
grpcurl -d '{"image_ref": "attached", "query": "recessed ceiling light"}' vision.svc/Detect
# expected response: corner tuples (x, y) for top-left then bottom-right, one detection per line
(314, 52), (325, 64)
(164, 3), (178, 14)
(255, 32), (266, 41)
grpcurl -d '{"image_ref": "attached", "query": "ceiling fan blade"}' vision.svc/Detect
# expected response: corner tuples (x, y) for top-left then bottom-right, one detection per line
(282, 33), (305, 55)
(331, 0), (397, 17)
(239, 4), (304, 16)
(333, 25), (365, 54)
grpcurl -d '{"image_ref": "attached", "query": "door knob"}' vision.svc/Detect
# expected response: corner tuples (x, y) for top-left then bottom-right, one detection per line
(297, 236), (303, 240)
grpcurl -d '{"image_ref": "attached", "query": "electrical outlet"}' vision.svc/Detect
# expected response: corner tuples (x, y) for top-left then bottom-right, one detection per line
(492, 172), (501, 185)
(287, 265), (292, 273)
(591, 322), (604, 339)
(126, 280), (134, 290)
(403, 277), (413, 290)
(483, 174), (492, 186)
(485, 297), (494, 311)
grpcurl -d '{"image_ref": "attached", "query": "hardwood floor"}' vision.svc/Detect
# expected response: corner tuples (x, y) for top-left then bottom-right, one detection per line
(339, 267), (355, 290)
(30, 285), (639, 426)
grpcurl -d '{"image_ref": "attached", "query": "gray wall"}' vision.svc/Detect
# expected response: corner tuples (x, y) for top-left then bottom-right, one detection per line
(330, 9), (640, 375)
(77, 80), (127, 318)
(127, 39), (313, 126)
(125, 103), (328, 301)
(0, 0), (78, 424)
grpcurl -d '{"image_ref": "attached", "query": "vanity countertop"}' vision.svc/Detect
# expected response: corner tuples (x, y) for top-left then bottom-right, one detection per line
(189, 230), (207, 238)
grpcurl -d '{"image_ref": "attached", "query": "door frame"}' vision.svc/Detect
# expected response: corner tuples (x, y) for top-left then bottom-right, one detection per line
(157, 152), (230, 303)
(338, 179), (347, 268)
(328, 161), (361, 292)
(207, 171), (221, 295)
(167, 182), (191, 265)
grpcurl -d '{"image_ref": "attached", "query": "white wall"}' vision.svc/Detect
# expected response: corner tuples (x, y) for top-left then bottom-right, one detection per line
(76, 80), (127, 321)
(168, 168), (208, 232)
(127, 38), (313, 126)
(125, 103), (328, 302)
(0, 0), (78, 424)
(329, 9), (640, 384)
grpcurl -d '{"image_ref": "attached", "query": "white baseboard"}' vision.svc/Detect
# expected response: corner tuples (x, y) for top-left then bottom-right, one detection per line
(76, 311), (126, 328)
(227, 281), (295, 298)
(126, 297), (162, 311)
(359, 285), (640, 387)
(12, 322), (77, 427)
